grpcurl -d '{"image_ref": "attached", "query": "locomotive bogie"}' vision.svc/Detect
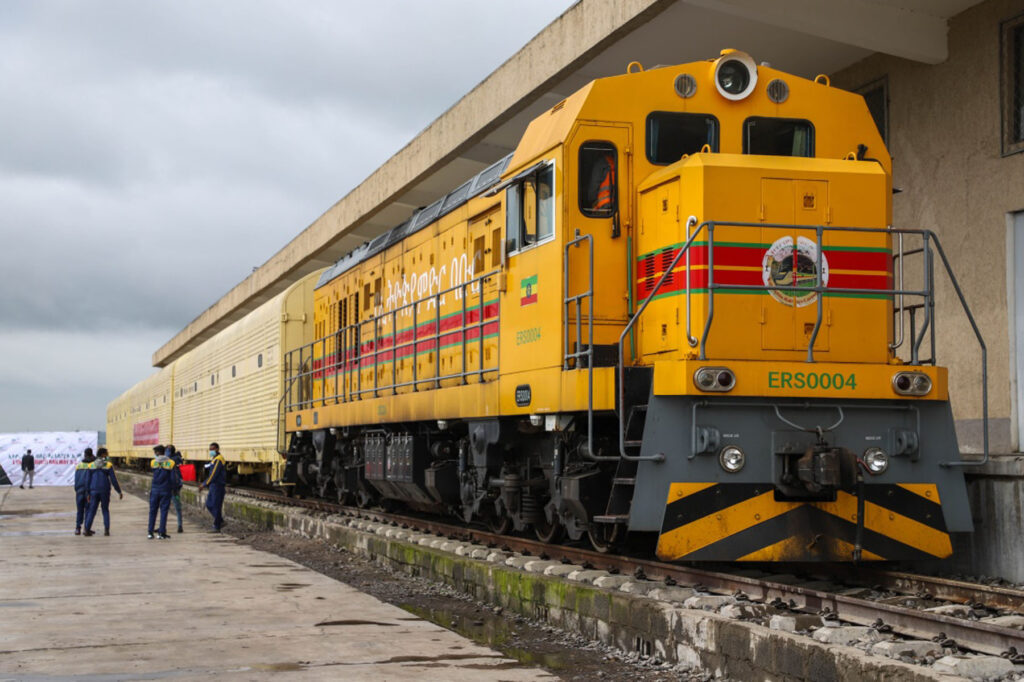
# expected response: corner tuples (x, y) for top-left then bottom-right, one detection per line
(285, 411), (621, 540)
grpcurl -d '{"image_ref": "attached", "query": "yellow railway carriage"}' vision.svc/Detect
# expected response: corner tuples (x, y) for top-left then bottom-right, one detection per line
(170, 269), (320, 481)
(106, 365), (174, 464)
(106, 270), (321, 482)
(292, 51), (982, 561)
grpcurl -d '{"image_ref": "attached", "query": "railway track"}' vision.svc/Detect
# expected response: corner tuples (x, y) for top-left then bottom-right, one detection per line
(223, 484), (1024, 658)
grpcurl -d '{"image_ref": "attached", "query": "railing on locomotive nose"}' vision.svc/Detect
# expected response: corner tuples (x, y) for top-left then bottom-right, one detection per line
(616, 221), (989, 466)
(280, 269), (502, 420)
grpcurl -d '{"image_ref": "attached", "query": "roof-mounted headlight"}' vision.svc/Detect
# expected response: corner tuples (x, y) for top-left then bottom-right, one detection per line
(713, 49), (758, 101)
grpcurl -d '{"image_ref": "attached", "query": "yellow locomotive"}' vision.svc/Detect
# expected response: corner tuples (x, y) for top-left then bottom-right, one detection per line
(289, 50), (974, 561)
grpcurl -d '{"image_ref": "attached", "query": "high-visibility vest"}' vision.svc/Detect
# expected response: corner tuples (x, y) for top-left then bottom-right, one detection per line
(594, 154), (616, 210)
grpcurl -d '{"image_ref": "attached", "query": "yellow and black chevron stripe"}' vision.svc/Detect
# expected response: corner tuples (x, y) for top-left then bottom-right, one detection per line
(656, 482), (951, 562)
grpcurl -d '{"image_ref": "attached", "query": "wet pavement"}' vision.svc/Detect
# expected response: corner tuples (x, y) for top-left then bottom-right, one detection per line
(0, 485), (557, 680)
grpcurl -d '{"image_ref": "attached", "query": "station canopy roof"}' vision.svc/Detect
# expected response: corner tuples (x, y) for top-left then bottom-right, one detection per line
(153, 0), (982, 367)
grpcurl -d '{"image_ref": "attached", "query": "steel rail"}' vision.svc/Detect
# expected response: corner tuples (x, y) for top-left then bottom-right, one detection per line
(846, 567), (1024, 613)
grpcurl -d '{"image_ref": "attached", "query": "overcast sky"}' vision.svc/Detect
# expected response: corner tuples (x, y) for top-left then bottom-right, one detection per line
(0, 0), (576, 433)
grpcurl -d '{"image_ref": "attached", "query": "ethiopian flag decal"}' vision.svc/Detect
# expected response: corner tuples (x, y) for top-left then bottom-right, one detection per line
(520, 274), (538, 306)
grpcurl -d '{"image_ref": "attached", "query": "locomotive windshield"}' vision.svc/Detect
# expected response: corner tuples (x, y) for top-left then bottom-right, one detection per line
(743, 117), (814, 157)
(646, 112), (718, 164)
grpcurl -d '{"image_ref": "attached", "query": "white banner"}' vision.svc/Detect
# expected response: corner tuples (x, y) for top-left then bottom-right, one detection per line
(0, 432), (99, 487)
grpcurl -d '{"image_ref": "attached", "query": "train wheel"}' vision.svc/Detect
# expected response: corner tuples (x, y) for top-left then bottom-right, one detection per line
(318, 480), (332, 500)
(487, 514), (512, 535)
(587, 524), (622, 554)
(355, 490), (373, 508)
(533, 515), (564, 544)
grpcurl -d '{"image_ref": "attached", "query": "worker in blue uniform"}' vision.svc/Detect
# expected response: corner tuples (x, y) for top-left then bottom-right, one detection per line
(148, 445), (180, 539)
(83, 448), (122, 537)
(166, 444), (184, 533)
(74, 448), (96, 535)
(198, 442), (226, 532)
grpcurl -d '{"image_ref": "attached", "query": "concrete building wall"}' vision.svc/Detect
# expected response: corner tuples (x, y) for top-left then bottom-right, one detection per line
(833, 0), (1024, 454)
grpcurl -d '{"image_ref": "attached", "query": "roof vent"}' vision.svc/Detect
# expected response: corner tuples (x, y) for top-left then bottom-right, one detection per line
(675, 73), (697, 98)
(766, 78), (789, 104)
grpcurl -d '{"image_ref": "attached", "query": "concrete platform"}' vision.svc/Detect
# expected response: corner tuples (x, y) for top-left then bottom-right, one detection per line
(0, 486), (555, 680)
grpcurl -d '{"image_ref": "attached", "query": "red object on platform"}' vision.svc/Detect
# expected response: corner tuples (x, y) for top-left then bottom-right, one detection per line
(180, 464), (196, 482)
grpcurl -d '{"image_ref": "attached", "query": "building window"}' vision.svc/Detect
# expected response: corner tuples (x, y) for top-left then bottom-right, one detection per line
(857, 77), (888, 147)
(1002, 13), (1024, 155)
(231, 365), (236, 378)
(257, 353), (263, 368)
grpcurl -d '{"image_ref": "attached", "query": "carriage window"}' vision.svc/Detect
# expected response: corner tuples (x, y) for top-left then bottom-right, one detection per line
(646, 112), (718, 164)
(506, 163), (554, 253)
(743, 117), (814, 157)
(579, 142), (617, 218)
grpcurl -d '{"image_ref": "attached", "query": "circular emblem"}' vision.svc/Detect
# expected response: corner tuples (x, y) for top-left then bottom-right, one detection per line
(762, 236), (828, 307)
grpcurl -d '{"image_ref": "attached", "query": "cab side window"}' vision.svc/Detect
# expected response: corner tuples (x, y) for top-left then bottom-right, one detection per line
(743, 117), (814, 157)
(579, 142), (617, 218)
(506, 163), (554, 253)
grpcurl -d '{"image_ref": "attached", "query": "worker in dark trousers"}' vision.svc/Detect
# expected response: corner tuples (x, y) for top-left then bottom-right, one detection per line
(166, 445), (184, 533)
(74, 448), (96, 535)
(20, 449), (34, 489)
(198, 442), (226, 532)
(83, 448), (122, 537)
(148, 445), (179, 539)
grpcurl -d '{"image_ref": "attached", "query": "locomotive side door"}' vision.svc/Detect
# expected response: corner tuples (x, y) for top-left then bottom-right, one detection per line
(499, 158), (563, 384)
(566, 123), (633, 329)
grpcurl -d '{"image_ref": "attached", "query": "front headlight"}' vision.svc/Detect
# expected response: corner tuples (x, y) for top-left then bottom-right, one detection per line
(863, 447), (889, 474)
(892, 371), (933, 396)
(693, 366), (736, 392)
(719, 445), (746, 473)
(713, 50), (758, 101)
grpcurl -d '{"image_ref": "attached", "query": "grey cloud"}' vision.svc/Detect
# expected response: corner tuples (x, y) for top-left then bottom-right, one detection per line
(0, 0), (575, 429)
